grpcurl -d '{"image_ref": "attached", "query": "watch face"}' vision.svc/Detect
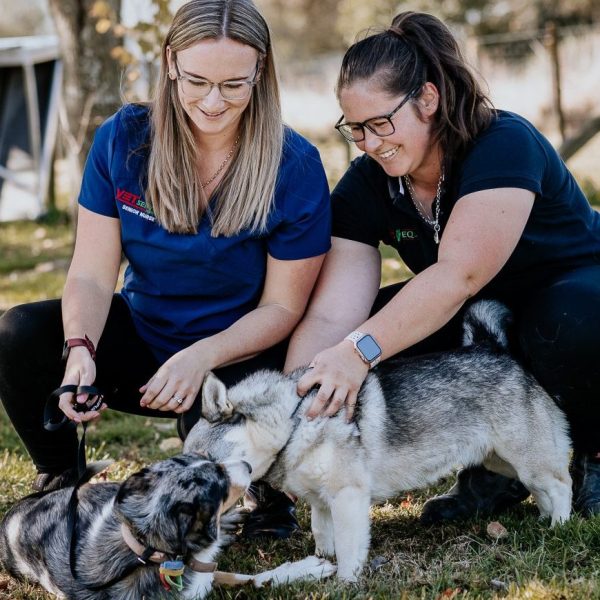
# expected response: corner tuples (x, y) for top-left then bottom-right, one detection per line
(356, 335), (381, 362)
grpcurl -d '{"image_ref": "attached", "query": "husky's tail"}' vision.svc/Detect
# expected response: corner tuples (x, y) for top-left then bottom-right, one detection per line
(462, 300), (513, 350)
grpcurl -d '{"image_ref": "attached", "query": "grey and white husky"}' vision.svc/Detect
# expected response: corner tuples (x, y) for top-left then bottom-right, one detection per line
(0, 454), (334, 599)
(184, 301), (572, 581)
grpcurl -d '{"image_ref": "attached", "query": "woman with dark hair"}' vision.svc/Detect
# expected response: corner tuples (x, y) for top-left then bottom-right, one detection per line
(286, 12), (600, 520)
(0, 0), (330, 538)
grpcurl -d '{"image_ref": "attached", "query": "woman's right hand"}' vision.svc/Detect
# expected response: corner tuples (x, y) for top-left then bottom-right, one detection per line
(58, 347), (106, 423)
(139, 342), (214, 414)
(297, 340), (370, 422)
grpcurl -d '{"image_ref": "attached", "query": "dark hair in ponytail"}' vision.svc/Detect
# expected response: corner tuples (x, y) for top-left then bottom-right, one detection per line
(337, 12), (493, 161)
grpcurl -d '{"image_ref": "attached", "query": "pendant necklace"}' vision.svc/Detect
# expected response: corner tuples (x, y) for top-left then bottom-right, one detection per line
(403, 169), (445, 244)
(201, 136), (240, 189)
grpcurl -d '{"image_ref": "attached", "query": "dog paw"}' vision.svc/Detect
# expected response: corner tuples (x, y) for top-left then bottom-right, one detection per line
(302, 556), (336, 579)
(315, 545), (335, 559)
(255, 556), (336, 587)
(221, 507), (248, 526)
(218, 506), (248, 544)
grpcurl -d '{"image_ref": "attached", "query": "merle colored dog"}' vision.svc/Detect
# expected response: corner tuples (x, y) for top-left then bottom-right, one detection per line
(0, 454), (334, 599)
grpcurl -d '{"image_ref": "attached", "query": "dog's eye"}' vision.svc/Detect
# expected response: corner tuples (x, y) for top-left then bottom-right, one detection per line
(227, 413), (245, 425)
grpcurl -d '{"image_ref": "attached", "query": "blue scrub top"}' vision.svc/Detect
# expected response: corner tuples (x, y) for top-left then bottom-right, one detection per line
(78, 104), (331, 362)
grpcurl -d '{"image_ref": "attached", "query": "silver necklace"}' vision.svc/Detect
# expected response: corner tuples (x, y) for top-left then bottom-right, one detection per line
(403, 170), (445, 244)
(201, 136), (240, 189)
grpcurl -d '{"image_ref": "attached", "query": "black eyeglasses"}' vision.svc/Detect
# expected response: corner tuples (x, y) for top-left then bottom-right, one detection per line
(335, 86), (421, 143)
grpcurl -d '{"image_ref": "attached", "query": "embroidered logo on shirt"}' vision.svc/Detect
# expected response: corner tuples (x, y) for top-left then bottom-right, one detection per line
(116, 188), (156, 222)
(392, 228), (419, 242)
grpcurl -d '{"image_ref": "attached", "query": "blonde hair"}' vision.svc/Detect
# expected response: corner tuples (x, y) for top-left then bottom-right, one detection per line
(147, 0), (283, 235)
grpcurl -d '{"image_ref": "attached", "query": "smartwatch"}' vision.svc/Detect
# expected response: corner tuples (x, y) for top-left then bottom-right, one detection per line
(344, 331), (382, 368)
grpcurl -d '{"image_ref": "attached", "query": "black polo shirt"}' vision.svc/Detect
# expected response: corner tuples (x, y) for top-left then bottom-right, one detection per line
(331, 110), (600, 299)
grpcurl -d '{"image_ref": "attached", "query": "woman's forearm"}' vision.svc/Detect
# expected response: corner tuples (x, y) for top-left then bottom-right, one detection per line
(193, 302), (303, 369)
(61, 275), (116, 346)
(355, 260), (478, 360)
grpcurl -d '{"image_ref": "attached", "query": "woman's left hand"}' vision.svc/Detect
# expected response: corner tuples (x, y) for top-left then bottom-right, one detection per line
(297, 341), (370, 423)
(139, 343), (212, 414)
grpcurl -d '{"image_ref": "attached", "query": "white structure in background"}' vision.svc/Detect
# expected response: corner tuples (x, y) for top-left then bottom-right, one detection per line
(0, 35), (61, 220)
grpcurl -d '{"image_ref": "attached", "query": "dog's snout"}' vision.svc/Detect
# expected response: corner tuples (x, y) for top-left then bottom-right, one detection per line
(242, 460), (252, 474)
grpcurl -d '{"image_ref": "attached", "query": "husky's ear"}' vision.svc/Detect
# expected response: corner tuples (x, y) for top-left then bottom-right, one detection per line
(202, 372), (233, 422)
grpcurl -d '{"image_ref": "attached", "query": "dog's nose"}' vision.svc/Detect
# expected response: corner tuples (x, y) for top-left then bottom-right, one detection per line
(242, 460), (252, 474)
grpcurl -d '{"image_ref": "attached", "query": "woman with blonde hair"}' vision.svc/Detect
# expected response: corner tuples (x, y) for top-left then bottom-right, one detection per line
(0, 0), (330, 537)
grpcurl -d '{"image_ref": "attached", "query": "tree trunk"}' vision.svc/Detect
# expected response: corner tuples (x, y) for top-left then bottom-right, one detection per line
(48, 0), (122, 206)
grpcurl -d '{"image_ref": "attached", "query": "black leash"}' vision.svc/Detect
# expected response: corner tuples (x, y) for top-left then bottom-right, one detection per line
(43, 386), (171, 591)
(43, 385), (107, 582)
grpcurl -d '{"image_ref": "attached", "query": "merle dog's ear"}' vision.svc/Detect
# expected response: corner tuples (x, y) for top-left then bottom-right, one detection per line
(204, 513), (219, 542)
(195, 503), (219, 543)
(202, 372), (233, 423)
(177, 502), (219, 548)
(115, 468), (155, 507)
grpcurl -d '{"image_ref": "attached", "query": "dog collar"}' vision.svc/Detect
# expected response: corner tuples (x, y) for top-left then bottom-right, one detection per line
(120, 523), (166, 564)
(187, 558), (218, 572)
(121, 523), (219, 572)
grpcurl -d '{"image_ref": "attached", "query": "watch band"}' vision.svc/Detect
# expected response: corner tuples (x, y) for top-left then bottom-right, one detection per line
(62, 335), (97, 362)
(345, 331), (363, 344)
(344, 331), (381, 368)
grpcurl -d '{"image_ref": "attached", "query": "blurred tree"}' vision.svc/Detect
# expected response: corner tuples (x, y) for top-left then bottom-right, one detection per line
(259, 0), (342, 58)
(47, 0), (123, 177)
(44, 0), (600, 175)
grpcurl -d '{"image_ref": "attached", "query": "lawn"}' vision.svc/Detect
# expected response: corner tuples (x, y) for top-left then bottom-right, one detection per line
(1, 215), (599, 600)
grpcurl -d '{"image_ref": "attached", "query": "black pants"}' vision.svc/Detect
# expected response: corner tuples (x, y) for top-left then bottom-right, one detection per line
(372, 265), (600, 455)
(1, 265), (599, 472)
(0, 295), (286, 473)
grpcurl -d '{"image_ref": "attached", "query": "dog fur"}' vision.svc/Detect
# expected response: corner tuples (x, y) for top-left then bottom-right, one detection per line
(183, 300), (573, 581)
(0, 454), (334, 598)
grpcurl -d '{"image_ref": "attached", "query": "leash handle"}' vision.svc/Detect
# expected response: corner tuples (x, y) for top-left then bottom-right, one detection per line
(43, 385), (105, 432)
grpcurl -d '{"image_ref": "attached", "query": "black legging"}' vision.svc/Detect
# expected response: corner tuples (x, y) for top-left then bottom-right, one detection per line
(1, 264), (599, 473)
(371, 264), (600, 455)
(0, 295), (286, 474)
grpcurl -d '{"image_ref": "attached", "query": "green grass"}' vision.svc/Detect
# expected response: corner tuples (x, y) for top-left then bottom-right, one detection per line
(2, 214), (600, 599)
(2, 409), (600, 600)
(0, 218), (73, 311)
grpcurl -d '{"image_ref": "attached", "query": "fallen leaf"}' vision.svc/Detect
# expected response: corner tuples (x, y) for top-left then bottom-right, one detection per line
(487, 520), (508, 540)
(159, 437), (183, 452)
(257, 548), (266, 560)
(437, 587), (462, 599)
(153, 422), (176, 432)
(490, 578), (509, 591)
(369, 555), (389, 570)
(400, 494), (413, 508)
